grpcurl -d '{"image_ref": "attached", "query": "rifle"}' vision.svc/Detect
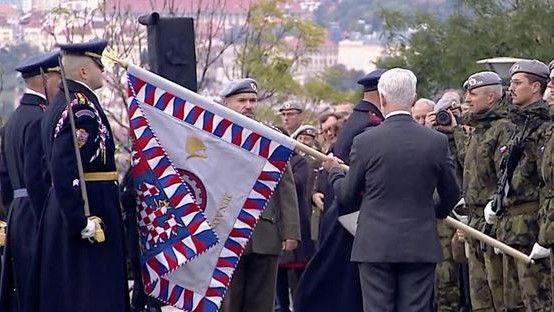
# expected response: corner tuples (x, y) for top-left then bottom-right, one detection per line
(482, 117), (529, 237)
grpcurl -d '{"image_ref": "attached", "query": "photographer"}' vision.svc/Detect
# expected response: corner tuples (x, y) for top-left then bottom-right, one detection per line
(423, 91), (470, 312)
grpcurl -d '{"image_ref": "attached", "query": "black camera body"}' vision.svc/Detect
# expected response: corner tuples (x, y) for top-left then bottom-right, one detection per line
(436, 109), (452, 126)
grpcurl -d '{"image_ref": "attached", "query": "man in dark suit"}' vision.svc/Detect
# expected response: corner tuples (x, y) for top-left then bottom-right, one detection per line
(324, 68), (460, 312)
(294, 69), (385, 312)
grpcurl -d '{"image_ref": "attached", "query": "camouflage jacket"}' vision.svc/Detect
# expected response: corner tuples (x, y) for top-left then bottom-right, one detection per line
(538, 123), (554, 246)
(462, 103), (513, 229)
(497, 100), (552, 246)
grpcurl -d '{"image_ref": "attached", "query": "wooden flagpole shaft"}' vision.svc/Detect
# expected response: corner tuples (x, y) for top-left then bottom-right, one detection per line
(444, 217), (533, 265)
(293, 141), (533, 264)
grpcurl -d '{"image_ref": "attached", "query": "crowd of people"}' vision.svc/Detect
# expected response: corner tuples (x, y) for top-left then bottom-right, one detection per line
(2, 37), (554, 312)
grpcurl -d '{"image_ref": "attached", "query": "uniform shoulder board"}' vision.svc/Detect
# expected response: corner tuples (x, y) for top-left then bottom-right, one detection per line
(74, 92), (89, 105)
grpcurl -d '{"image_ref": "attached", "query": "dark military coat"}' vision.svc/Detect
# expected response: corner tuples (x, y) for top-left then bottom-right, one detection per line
(0, 92), (48, 311)
(37, 80), (129, 312)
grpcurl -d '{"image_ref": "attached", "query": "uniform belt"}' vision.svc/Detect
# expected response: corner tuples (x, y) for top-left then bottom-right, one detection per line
(504, 201), (539, 217)
(13, 188), (28, 198)
(83, 171), (118, 182)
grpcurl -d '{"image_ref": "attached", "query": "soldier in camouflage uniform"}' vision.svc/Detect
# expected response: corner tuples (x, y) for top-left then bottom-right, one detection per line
(461, 71), (515, 311)
(538, 61), (554, 303)
(485, 59), (553, 311)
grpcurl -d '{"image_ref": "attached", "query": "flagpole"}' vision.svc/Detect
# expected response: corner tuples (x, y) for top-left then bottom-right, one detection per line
(121, 59), (532, 264)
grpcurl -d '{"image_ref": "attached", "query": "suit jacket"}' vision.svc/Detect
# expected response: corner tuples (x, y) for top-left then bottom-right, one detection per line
(246, 164), (301, 255)
(329, 113), (460, 263)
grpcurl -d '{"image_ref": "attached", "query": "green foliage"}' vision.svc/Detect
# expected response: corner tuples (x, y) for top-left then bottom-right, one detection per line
(235, 0), (325, 101)
(302, 65), (362, 106)
(377, 0), (554, 97)
(0, 43), (41, 119)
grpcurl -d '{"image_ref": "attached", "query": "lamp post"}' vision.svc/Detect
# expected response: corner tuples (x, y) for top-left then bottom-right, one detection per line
(476, 57), (524, 85)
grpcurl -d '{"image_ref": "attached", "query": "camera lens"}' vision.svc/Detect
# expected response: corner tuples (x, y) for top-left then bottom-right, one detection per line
(436, 109), (452, 126)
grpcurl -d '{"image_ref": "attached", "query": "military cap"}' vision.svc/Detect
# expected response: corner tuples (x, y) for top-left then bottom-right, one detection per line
(509, 59), (549, 79)
(220, 78), (258, 98)
(463, 71), (502, 91)
(57, 39), (108, 69)
(15, 50), (60, 79)
(278, 101), (303, 112)
(357, 68), (386, 92)
(549, 59), (554, 73)
(291, 125), (317, 139)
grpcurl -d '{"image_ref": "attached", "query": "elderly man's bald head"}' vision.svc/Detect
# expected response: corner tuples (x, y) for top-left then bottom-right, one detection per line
(412, 98), (435, 125)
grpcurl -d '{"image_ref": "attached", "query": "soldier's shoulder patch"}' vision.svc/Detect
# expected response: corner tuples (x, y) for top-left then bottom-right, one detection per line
(76, 128), (89, 148)
(75, 109), (95, 119)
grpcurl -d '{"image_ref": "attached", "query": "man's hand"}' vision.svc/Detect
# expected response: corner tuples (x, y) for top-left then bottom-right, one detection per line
(454, 229), (466, 242)
(282, 239), (298, 251)
(322, 153), (344, 171)
(312, 192), (324, 211)
(484, 200), (497, 224)
(424, 111), (436, 128)
(530, 243), (551, 260)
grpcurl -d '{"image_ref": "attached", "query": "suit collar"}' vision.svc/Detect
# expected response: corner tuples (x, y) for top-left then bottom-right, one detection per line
(383, 114), (416, 124)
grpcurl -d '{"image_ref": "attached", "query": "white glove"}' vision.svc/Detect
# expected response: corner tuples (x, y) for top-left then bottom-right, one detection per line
(484, 200), (497, 225)
(455, 197), (465, 209)
(494, 247), (502, 255)
(81, 218), (96, 240)
(530, 243), (551, 260)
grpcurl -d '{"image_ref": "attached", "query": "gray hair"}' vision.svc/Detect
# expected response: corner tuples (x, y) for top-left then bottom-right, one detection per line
(414, 98), (435, 110)
(377, 68), (417, 108)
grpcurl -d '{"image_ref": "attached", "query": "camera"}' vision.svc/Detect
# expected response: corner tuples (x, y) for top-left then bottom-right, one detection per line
(435, 109), (452, 126)
(434, 94), (460, 126)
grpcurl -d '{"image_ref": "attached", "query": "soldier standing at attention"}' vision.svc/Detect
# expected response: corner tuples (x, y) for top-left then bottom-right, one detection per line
(461, 71), (515, 311)
(0, 51), (61, 311)
(37, 39), (129, 312)
(485, 59), (553, 311)
(538, 59), (554, 303)
(219, 78), (300, 312)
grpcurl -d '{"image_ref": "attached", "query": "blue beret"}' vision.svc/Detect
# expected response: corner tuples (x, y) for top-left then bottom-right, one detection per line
(357, 68), (386, 92)
(509, 59), (549, 80)
(220, 78), (258, 98)
(15, 50), (60, 79)
(57, 39), (108, 69)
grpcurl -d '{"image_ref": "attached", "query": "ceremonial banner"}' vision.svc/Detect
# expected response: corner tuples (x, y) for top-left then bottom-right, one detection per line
(127, 64), (295, 311)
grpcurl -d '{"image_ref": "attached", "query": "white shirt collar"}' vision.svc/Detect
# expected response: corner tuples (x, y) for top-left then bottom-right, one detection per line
(24, 88), (46, 100)
(72, 79), (100, 103)
(385, 110), (412, 119)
